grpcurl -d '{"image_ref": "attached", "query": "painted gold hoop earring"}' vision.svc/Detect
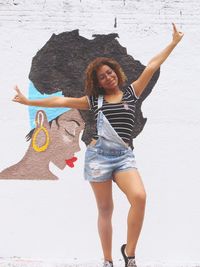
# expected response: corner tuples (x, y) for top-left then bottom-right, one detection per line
(32, 111), (50, 152)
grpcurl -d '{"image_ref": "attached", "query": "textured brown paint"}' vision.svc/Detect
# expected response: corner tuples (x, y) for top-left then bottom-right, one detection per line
(0, 30), (159, 180)
(29, 30), (160, 146)
(0, 109), (84, 180)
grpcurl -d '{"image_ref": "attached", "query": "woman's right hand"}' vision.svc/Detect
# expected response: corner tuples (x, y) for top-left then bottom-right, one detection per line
(12, 85), (29, 105)
(172, 23), (184, 45)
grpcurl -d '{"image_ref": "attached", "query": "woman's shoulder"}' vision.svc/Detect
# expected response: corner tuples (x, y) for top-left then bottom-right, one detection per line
(87, 94), (98, 111)
(124, 84), (140, 101)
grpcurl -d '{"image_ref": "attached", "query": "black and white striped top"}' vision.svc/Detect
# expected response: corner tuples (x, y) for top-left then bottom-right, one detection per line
(87, 84), (139, 143)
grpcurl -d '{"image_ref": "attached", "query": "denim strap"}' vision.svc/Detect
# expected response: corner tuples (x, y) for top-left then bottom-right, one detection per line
(97, 95), (103, 110)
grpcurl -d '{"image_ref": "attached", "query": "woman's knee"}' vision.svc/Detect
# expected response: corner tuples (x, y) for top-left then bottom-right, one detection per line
(97, 202), (114, 217)
(129, 190), (147, 207)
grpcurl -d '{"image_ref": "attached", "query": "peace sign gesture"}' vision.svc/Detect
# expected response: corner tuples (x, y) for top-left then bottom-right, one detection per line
(172, 23), (184, 45)
(12, 85), (29, 105)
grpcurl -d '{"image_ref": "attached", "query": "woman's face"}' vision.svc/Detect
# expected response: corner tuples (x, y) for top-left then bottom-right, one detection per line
(97, 64), (119, 91)
(49, 109), (85, 170)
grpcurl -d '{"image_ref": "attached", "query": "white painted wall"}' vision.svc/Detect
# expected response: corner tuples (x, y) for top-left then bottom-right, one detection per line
(0, 0), (200, 265)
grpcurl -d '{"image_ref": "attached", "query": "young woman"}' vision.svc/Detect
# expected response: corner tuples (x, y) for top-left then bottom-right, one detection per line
(13, 23), (184, 267)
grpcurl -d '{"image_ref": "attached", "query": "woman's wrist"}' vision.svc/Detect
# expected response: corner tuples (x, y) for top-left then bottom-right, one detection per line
(170, 40), (178, 47)
(24, 98), (31, 105)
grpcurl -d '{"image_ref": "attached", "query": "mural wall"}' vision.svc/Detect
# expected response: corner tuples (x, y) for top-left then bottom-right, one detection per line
(0, 0), (199, 264)
(0, 29), (159, 180)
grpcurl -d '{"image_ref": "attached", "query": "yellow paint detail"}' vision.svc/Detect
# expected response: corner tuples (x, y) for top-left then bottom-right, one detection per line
(32, 126), (50, 152)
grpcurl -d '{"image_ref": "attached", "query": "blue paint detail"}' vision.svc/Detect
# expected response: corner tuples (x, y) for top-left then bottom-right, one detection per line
(28, 81), (69, 129)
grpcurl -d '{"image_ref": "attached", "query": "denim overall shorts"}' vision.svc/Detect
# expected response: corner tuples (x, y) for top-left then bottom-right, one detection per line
(84, 95), (137, 182)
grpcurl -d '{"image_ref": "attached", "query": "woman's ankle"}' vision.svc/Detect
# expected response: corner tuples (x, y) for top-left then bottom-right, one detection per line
(125, 244), (135, 258)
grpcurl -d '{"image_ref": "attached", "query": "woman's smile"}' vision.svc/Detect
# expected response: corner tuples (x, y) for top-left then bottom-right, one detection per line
(107, 79), (116, 86)
(97, 65), (119, 91)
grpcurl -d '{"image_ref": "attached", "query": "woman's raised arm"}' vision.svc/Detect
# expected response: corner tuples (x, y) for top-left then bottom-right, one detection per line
(132, 23), (184, 98)
(12, 86), (90, 110)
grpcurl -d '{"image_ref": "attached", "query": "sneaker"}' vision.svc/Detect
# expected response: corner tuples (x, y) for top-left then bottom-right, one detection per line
(121, 244), (137, 267)
(103, 260), (113, 267)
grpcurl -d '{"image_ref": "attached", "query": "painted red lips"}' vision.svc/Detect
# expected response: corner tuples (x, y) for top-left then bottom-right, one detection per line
(65, 156), (77, 168)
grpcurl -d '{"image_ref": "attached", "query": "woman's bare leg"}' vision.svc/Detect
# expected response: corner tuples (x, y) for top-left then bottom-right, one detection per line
(114, 169), (146, 257)
(90, 179), (114, 262)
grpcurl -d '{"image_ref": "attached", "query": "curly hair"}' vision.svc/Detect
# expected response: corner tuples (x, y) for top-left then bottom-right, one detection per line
(84, 57), (127, 96)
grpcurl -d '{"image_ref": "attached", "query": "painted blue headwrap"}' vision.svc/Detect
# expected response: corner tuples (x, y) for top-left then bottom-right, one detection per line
(28, 81), (69, 129)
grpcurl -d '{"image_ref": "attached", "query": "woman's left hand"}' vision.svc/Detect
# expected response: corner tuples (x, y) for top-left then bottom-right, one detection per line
(172, 23), (184, 45)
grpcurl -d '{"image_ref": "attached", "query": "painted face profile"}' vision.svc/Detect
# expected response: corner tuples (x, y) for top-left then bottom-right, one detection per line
(0, 109), (85, 180)
(45, 109), (85, 170)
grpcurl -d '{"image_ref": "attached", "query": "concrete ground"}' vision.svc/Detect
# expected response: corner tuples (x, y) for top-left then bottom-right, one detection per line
(0, 258), (200, 267)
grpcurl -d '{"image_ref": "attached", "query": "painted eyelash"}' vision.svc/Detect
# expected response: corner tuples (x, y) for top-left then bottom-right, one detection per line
(65, 129), (75, 137)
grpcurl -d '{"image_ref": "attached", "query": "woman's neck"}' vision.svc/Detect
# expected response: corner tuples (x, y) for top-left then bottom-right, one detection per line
(104, 86), (121, 96)
(103, 89), (123, 103)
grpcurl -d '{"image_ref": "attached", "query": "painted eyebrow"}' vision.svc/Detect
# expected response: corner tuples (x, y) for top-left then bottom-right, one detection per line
(64, 120), (81, 137)
(58, 119), (80, 127)
(68, 119), (80, 126)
